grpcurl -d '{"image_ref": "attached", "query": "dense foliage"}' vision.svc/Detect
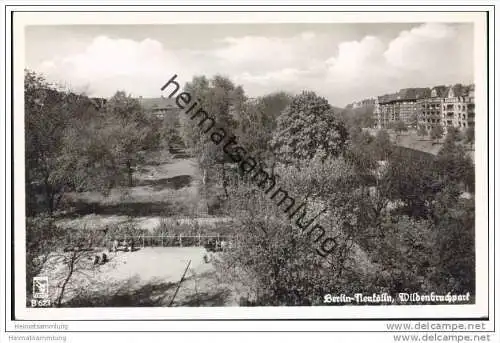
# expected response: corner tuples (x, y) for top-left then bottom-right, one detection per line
(25, 70), (160, 215)
(25, 70), (476, 307)
(270, 91), (348, 162)
(207, 83), (475, 305)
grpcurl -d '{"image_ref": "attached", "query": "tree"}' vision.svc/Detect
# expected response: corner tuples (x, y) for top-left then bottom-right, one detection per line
(436, 136), (475, 192)
(445, 126), (460, 143)
(25, 70), (162, 214)
(430, 125), (444, 144)
(182, 75), (246, 200)
(465, 126), (475, 149)
(409, 112), (419, 129)
(26, 215), (65, 298)
(384, 149), (441, 218)
(367, 215), (437, 295)
(180, 75), (211, 151)
(218, 157), (367, 305)
(339, 105), (375, 130)
(26, 219), (110, 307)
(25, 70), (102, 214)
(392, 120), (408, 140)
(238, 92), (292, 158)
(160, 109), (182, 149)
(270, 91), (348, 163)
(344, 127), (377, 182)
(417, 125), (428, 140)
(257, 92), (292, 131)
(372, 129), (393, 161)
(53, 228), (106, 307)
(430, 187), (475, 293)
(103, 91), (160, 187)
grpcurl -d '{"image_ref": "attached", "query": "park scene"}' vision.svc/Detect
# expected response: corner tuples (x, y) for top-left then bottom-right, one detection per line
(24, 23), (475, 308)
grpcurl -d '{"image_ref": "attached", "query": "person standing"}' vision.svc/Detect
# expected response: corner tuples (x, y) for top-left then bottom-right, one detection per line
(111, 239), (118, 252)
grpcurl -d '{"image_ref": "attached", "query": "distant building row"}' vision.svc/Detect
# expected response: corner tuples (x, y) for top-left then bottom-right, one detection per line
(138, 96), (179, 119)
(373, 84), (475, 131)
(346, 97), (376, 110)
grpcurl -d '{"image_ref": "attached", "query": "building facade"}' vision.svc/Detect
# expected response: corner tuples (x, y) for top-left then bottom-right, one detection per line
(374, 88), (429, 129)
(416, 86), (447, 131)
(441, 84), (475, 130)
(374, 84), (475, 131)
(350, 97), (376, 109)
(138, 96), (179, 119)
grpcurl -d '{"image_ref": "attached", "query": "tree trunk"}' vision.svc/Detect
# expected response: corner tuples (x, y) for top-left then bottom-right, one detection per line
(126, 160), (133, 187)
(54, 193), (64, 210)
(56, 253), (76, 307)
(48, 193), (54, 214)
(43, 177), (55, 214)
(222, 163), (229, 199)
(202, 169), (207, 185)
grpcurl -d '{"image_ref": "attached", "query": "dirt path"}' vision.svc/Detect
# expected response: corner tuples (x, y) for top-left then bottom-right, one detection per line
(45, 247), (237, 307)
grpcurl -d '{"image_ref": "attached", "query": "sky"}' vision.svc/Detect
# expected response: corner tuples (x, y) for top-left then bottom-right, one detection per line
(25, 23), (474, 107)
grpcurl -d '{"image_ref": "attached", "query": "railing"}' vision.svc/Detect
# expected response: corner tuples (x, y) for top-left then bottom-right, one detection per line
(104, 233), (239, 248)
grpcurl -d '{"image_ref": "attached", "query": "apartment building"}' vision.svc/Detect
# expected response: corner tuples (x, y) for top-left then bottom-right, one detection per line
(441, 84), (475, 130)
(349, 97), (376, 109)
(138, 96), (179, 119)
(417, 86), (447, 131)
(374, 84), (475, 131)
(374, 88), (429, 129)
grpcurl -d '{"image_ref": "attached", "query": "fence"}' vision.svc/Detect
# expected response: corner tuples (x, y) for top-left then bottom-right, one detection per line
(104, 233), (239, 249)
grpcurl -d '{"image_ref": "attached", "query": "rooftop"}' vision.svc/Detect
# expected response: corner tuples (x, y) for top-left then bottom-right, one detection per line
(377, 84), (474, 104)
(138, 97), (178, 111)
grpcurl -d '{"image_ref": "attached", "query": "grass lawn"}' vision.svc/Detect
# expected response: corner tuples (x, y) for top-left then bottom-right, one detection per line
(57, 150), (217, 232)
(366, 128), (475, 162)
(392, 130), (443, 155)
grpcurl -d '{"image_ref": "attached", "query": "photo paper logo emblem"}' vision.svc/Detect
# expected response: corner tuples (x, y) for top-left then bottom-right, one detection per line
(33, 276), (48, 299)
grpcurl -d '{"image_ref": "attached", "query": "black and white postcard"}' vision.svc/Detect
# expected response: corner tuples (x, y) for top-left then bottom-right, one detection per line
(3, 4), (496, 338)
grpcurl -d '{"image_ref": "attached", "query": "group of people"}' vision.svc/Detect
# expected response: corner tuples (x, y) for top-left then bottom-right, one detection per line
(93, 252), (108, 265)
(92, 238), (135, 266)
(203, 239), (230, 263)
